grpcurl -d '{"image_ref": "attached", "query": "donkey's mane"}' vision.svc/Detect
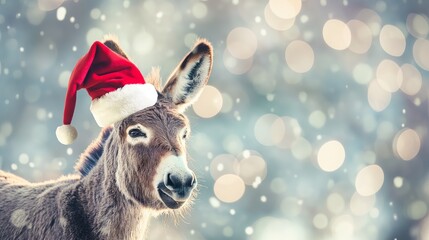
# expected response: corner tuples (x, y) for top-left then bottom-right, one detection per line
(75, 126), (113, 176)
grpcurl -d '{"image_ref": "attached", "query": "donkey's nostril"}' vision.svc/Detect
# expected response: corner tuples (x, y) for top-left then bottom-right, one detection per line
(187, 174), (197, 188)
(165, 173), (182, 190)
(164, 173), (196, 191)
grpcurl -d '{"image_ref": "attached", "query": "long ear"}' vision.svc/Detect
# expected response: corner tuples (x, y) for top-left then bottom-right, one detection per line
(103, 35), (129, 59)
(162, 39), (213, 111)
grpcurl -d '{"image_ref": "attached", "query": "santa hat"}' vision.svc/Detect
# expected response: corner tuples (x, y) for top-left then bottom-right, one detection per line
(56, 41), (157, 145)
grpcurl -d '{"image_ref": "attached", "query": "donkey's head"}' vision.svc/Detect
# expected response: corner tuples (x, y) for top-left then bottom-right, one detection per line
(107, 39), (213, 210)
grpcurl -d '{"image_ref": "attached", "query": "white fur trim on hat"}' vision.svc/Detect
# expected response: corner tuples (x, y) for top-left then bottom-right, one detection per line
(90, 84), (158, 127)
(56, 125), (78, 145)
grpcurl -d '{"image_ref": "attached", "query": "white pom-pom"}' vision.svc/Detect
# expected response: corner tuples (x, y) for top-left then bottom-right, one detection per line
(56, 125), (78, 145)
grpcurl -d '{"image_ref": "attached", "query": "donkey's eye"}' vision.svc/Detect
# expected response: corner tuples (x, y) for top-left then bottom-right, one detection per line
(182, 130), (188, 139)
(128, 129), (147, 138)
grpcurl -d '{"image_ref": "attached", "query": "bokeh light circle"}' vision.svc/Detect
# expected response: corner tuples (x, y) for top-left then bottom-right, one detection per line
(86, 28), (104, 46)
(214, 174), (245, 203)
(393, 128), (420, 161)
(331, 215), (354, 239)
(323, 19), (351, 50)
(210, 154), (239, 180)
(347, 19), (372, 54)
(408, 200), (427, 220)
(192, 2), (207, 19)
(353, 63), (373, 85)
(367, 80), (391, 112)
(420, 216), (429, 240)
(413, 38), (429, 71)
(56, 6), (66, 21)
(327, 193), (345, 214)
(275, 117), (302, 149)
(317, 140), (345, 172)
(291, 137), (312, 160)
(355, 165), (384, 196)
(313, 214), (329, 229)
(349, 192), (376, 216)
(223, 49), (253, 75)
(264, 4), (295, 31)
(254, 114), (285, 146)
(239, 155), (267, 185)
(227, 27), (258, 59)
(379, 24), (406, 57)
(252, 217), (308, 240)
(285, 40), (314, 73)
(193, 85), (223, 118)
(268, 0), (302, 19)
(308, 110), (326, 128)
(406, 13), (429, 38)
(400, 64), (422, 95)
(376, 59), (403, 93)
(133, 31), (155, 55)
(356, 8), (382, 35)
(38, 0), (64, 11)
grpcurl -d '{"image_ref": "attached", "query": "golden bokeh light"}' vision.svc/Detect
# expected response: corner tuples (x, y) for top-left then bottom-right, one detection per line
(323, 19), (351, 50)
(376, 59), (403, 93)
(308, 110), (326, 128)
(355, 165), (384, 196)
(349, 192), (375, 216)
(327, 193), (345, 214)
(413, 38), (429, 71)
(192, 2), (207, 19)
(347, 19), (373, 54)
(227, 27), (258, 59)
(407, 200), (427, 220)
(222, 134), (244, 155)
(214, 174), (246, 203)
(275, 117), (302, 149)
(268, 0), (302, 19)
(223, 49), (253, 75)
(291, 137), (312, 160)
(367, 80), (391, 112)
(281, 197), (303, 217)
(379, 24), (406, 57)
(313, 214), (329, 229)
(238, 155), (267, 185)
(420, 216), (429, 240)
(352, 63), (373, 85)
(406, 13), (429, 38)
(393, 176), (404, 188)
(38, 0), (64, 11)
(254, 114), (285, 146)
(252, 217), (308, 240)
(400, 64), (422, 95)
(356, 8), (382, 35)
(393, 128), (420, 161)
(285, 40), (314, 73)
(331, 215), (354, 239)
(317, 140), (345, 172)
(210, 154), (239, 180)
(264, 4), (295, 31)
(192, 85), (223, 118)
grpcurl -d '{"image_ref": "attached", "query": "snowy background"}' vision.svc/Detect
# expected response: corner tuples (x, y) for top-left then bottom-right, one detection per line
(1, 0), (429, 239)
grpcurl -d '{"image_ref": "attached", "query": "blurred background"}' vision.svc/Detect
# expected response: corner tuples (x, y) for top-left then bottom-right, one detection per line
(1, 0), (429, 239)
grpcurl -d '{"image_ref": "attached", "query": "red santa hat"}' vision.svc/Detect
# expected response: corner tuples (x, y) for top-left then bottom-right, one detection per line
(56, 41), (157, 145)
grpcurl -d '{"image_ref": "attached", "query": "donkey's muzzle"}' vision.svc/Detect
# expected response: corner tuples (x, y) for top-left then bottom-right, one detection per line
(158, 172), (197, 209)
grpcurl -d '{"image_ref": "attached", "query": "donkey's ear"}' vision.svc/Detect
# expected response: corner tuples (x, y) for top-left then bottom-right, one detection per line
(103, 35), (129, 59)
(162, 39), (213, 112)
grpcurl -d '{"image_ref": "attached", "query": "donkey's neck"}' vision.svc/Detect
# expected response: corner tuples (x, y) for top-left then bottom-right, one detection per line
(79, 135), (153, 240)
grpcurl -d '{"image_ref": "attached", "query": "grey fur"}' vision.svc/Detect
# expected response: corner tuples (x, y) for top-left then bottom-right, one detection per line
(76, 126), (112, 176)
(0, 38), (213, 240)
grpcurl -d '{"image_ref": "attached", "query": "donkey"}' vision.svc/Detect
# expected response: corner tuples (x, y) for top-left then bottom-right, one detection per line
(0, 38), (213, 240)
